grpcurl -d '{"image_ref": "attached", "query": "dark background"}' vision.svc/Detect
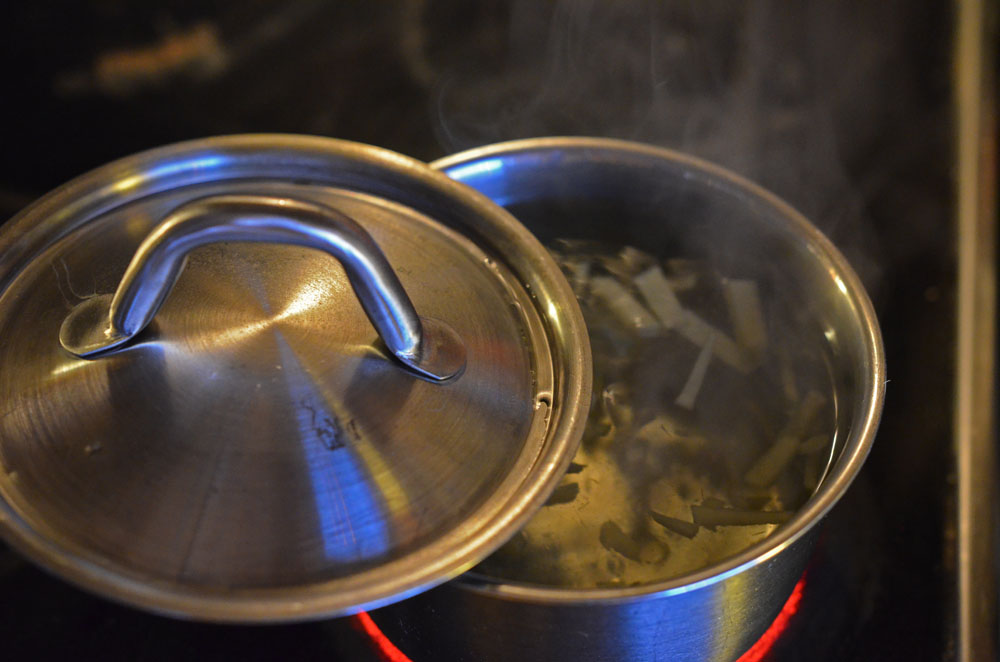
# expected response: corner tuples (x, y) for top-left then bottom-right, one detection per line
(0, 2), (955, 660)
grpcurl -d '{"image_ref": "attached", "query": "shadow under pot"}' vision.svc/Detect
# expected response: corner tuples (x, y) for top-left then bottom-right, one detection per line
(367, 137), (885, 662)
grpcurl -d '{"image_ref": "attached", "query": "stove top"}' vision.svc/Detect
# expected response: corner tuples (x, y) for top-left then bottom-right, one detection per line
(1, 1), (963, 660)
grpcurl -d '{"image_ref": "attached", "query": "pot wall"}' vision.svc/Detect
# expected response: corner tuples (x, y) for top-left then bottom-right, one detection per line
(372, 526), (817, 662)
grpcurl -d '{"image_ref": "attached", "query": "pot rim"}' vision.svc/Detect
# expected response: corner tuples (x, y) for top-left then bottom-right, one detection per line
(432, 136), (886, 606)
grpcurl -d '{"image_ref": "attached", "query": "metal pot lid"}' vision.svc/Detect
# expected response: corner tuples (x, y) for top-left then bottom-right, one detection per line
(0, 135), (591, 622)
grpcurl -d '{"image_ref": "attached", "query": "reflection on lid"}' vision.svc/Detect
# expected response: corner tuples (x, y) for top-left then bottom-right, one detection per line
(276, 334), (392, 562)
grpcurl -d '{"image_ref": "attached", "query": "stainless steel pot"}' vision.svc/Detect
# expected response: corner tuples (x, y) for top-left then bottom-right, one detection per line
(369, 137), (885, 662)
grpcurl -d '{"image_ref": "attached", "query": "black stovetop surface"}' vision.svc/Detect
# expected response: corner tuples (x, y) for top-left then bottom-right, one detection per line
(1, 2), (955, 660)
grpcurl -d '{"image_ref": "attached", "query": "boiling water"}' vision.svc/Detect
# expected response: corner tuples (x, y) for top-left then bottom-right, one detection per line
(476, 241), (839, 589)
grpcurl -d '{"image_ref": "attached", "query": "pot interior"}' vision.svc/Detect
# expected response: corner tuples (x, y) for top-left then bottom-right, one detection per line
(436, 139), (882, 592)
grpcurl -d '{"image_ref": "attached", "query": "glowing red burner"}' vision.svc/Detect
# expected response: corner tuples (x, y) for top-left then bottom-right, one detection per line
(351, 610), (413, 662)
(352, 573), (808, 662)
(734, 574), (807, 662)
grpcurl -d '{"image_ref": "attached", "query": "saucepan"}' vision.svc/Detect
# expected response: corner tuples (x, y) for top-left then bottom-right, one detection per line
(368, 137), (885, 662)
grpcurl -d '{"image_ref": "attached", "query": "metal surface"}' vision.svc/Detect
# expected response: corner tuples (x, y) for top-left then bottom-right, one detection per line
(59, 194), (466, 381)
(0, 135), (592, 623)
(954, 0), (998, 659)
(376, 529), (817, 662)
(369, 137), (886, 662)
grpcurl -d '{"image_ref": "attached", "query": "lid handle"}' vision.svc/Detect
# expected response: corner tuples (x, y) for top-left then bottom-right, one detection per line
(58, 194), (466, 381)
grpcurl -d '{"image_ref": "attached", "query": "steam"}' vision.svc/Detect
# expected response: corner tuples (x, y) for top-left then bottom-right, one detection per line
(427, 0), (900, 293)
